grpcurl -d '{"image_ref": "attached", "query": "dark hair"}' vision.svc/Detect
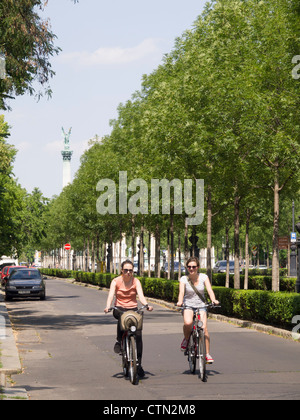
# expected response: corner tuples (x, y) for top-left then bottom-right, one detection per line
(185, 257), (200, 268)
(121, 259), (134, 270)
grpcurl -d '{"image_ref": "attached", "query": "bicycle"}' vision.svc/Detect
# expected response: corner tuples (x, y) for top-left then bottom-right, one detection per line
(180, 303), (221, 382)
(107, 305), (148, 385)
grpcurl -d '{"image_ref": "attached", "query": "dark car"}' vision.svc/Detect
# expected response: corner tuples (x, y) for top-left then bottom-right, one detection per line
(163, 261), (186, 274)
(5, 268), (46, 301)
(213, 260), (235, 274)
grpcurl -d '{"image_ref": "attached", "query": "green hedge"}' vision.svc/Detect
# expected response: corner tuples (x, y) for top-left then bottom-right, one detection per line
(41, 268), (300, 330)
(41, 268), (117, 288)
(212, 287), (300, 329)
(212, 273), (296, 292)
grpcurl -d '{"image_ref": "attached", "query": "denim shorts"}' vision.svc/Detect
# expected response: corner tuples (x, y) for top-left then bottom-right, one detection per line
(183, 306), (207, 314)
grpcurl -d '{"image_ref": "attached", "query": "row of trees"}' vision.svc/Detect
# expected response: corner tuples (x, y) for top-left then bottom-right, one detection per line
(0, 115), (49, 261)
(40, 0), (300, 291)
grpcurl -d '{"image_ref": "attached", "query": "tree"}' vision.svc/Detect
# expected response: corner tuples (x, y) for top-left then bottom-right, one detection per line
(0, 0), (79, 109)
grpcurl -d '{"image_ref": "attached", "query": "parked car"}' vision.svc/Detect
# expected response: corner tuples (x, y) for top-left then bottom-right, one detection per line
(258, 265), (268, 270)
(1, 265), (26, 287)
(0, 262), (16, 276)
(213, 260), (242, 274)
(1, 265), (12, 284)
(5, 268), (46, 301)
(163, 262), (186, 274)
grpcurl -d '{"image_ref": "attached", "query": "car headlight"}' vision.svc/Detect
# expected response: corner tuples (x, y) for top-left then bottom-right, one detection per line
(7, 286), (16, 290)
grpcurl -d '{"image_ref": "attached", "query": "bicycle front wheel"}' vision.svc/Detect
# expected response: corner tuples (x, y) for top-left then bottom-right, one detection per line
(187, 333), (196, 374)
(128, 335), (138, 385)
(198, 329), (207, 382)
(122, 337), (129, 377)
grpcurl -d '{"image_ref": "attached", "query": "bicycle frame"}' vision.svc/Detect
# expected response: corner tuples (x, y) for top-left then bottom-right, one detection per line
(184, 307), (206, 381)
(108, 305), (148, 385)
(182, 303), (220, 382)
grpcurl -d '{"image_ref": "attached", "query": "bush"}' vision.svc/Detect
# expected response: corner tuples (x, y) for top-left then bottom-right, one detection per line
(212, 273), (296, 292)
(40, 268), (300, 330)
(212, 286), (300, 329)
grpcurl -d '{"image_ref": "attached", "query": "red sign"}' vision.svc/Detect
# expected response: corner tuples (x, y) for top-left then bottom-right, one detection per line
(64, 243), (71, 251)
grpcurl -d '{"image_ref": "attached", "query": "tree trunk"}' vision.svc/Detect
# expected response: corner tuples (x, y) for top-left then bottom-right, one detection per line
(155, 223), (161, 278)
(225, 227), (230, 288)
(170, 210), (174, 280)
(206, 185), (212, 282)
(131, 216), (135, 262)
(225, 226), (229, 288)
(234, 195), (241, 289)
(272, 171), (280, 291)
(244, 209), (250, 290)
(178, 232), (182, 279)
(148, 231), (151, 277)
(140, 225), (144, 275)
(184, 221), (189, 261)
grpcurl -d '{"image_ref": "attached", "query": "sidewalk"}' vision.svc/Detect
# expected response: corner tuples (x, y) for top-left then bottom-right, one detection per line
(0, 278), (298, 401)
(0, 290), (28, 400)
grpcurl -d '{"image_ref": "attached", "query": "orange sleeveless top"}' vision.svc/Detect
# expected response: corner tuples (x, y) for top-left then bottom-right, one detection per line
(115, 277), (138, 308)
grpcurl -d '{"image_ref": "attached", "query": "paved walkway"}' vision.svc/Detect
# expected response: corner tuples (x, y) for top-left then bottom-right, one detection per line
(0, 290), (28, 400)
(0, 278), (299, 400)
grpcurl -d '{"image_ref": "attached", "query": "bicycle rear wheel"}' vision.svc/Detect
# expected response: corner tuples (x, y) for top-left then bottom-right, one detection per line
(198, 329), (207, 382)
(128, 335), (138, 385)
(187, 333), (196, 374)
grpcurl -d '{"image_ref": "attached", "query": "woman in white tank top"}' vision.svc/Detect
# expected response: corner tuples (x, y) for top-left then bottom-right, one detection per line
(177, 257), (219, 364)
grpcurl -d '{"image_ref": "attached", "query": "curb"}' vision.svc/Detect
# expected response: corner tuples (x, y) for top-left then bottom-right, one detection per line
(0, 276), (298, 401)
(145, 297), (299, 341)
(61, 277), (300, 342)
(0, 289), (27, 399)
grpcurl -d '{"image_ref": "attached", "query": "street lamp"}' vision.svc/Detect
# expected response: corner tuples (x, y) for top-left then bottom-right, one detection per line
(296, 217), (300, 293)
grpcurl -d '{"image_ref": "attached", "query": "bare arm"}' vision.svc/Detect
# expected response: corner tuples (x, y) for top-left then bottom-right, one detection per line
(104, 279), (117, 312)
(177, 280), (185, 306)
(204, 277), (219, 304)
(136, 279), (153, 311)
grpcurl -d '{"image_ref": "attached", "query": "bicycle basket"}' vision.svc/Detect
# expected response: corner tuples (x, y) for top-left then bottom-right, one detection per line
(120, 311), (143, 331)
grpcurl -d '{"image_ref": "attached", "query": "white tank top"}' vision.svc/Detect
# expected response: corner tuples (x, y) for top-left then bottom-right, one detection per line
(180, 274), (207, 308)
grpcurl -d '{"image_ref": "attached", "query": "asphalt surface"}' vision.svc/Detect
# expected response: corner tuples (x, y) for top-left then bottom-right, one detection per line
(1, 277), (300, 401)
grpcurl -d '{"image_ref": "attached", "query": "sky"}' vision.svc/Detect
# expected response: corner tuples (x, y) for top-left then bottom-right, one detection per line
(3, 0), (207, 199)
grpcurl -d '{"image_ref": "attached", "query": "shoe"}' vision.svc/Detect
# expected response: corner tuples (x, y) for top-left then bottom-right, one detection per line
(206, 354), (214, 364)
(114, 341), (121, 354)
(181, 338), (188, 351)
(137, 365), (145, 378)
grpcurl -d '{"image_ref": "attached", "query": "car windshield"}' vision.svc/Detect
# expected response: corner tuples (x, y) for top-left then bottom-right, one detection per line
(10, 270), (41, 280)
(219, 261), (234, 266)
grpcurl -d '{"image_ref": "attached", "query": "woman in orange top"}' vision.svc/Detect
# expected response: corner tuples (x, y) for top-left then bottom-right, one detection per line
(104, 260), (153, 377)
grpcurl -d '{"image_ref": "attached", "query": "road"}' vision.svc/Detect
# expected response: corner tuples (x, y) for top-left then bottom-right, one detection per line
(5, 277), (300, 400)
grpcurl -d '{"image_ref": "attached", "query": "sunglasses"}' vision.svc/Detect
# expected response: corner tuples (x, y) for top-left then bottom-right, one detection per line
(123, 269), (133, 273)
(187, 265), (198, 269)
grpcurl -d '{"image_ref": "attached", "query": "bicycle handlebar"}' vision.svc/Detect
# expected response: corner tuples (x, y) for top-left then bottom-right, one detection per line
(177, 303), (221, 310)
(106, 304), (149, 313)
